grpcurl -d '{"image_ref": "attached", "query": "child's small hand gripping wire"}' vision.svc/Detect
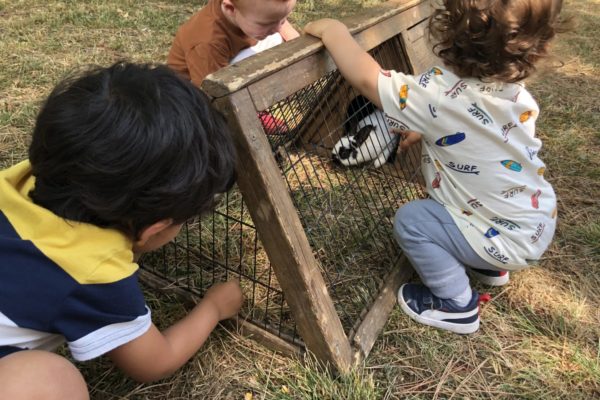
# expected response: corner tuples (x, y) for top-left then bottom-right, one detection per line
(394, 129), (422, 152)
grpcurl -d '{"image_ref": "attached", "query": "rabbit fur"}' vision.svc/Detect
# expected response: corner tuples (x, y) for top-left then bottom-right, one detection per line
(332, 96), (400, 168)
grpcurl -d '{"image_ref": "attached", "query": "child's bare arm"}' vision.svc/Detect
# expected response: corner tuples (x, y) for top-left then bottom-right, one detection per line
(305, 19), (382, 109)
(107, 280), (243, 383)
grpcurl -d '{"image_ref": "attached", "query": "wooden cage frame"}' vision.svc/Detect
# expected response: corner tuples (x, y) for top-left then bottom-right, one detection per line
(141, 0), (437, 373)
(205, 0), (437, 372)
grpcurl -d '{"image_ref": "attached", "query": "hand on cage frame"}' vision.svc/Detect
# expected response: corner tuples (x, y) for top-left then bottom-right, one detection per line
(304, 18), (345, 39)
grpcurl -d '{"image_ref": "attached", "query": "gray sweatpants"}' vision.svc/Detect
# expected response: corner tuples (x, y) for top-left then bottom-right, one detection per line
(393, 199), (500, 299)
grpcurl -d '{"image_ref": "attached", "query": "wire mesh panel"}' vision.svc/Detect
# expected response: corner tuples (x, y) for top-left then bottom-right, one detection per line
(140, 0), (433, 368)
(141, 188), (302, 345)
(255, 34), (425, 334)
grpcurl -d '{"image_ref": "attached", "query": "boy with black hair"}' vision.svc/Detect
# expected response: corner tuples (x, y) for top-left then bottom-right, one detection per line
(0, 62), (243, 399)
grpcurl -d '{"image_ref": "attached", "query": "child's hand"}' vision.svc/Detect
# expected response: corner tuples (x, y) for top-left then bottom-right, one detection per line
(109, 279), (243, 381)
(304, 18), (345, 39)
(396, 130), (422, 152)
(203, 280), (243, 320)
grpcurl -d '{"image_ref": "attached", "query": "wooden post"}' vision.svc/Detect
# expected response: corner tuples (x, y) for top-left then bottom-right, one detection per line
(203, 0), (432, 104)
(349, 256), (413, 361)
(196, 0), (435, 371)
(214, 89), (354, 372)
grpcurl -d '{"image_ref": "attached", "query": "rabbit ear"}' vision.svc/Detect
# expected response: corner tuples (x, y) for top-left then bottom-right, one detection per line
(346, 95), (376, 118)
(354, 125), (374, 145)
(344, 95), (377, 134)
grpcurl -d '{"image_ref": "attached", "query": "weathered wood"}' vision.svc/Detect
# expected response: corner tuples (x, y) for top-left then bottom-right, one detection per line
(180, 0), (437, 371)
(350, 256), (413, 362)
(245, 0), (432, 111)
(405, 16), (428, 43)
(351, 0), (429, 53)
(227, 318), (305, 359)
(215, 89), (354, 372)
(201, 0), (430, 103)
(137, 268), (304, 358)
(299, 76), (348, 147)
(138, 268), (201, 303)
(402, 17), (441, 74)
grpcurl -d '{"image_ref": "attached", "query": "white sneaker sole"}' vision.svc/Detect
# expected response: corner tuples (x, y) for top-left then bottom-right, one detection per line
(470, 270), (510, 286)
(397, 289), (480, 335)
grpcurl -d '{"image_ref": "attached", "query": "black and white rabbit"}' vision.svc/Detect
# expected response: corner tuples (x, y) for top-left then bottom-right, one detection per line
(332, 96), (400, 168)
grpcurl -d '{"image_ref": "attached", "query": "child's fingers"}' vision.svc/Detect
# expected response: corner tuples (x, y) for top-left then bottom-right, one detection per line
(399, 140), (411, 152)
(303, 18), (339, 38)
(204, 280), (244, 319)
(404, 131), (422, 143)
(398, 130), (422, 152)
(390, 129), (409, 140)
(303, 21), (321, 37)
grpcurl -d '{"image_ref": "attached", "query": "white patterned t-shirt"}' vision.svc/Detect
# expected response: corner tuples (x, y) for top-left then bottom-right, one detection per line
(378, 67), (557, 270)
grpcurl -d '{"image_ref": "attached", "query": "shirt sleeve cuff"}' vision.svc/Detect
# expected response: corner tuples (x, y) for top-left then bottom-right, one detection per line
(68, 307), (152, 361)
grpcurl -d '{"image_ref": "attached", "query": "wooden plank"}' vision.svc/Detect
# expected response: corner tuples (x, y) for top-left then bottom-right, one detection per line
(226, 319), (305, 359)
(405, 16), (428, 43)
(351, 0), (430, 53)
(402, 17), (441, 74)
(246, 0), (432, 111)
(350, 256), (414, 362)
(215, 89), (354, 372)
(138, 268), (201, 302)
(137, 269), (305, 358)
(201, 0), (430, 101)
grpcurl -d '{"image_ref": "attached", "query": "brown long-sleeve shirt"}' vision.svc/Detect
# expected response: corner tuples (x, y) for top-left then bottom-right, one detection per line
(167, 0), (256, 86)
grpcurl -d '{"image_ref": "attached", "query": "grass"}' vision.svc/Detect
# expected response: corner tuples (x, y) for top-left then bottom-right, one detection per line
(1, 0), (599, 398)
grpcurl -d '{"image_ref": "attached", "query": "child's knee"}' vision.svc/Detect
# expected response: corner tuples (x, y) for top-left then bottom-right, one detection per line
(0, 350), (88, 400)
(393, 201), (422, 244)
(395, 203), (412, 225)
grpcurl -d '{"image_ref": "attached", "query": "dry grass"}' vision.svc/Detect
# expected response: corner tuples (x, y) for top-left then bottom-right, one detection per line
(1, 0), (599, 398)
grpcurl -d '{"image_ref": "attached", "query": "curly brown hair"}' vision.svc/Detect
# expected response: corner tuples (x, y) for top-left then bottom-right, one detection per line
(429, 0), (569, 83)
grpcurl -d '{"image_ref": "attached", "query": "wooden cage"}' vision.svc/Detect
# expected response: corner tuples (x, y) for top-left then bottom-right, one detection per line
(140, 0), (437, 372)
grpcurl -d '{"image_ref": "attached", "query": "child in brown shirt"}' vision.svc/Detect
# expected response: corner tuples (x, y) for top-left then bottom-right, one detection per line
(168, 0), (298, 86)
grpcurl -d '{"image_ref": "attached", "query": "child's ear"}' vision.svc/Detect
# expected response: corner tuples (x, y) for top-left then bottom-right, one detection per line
(134, 219), (174, 247)
(222, 0), (235, 16)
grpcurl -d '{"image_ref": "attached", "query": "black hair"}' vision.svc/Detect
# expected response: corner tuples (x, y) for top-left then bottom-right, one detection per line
(28, 62), (236, 238)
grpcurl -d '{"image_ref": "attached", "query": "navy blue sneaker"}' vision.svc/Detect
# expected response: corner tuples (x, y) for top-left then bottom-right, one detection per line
(397, 283), (480, 334)
(469, 267), (509, 286)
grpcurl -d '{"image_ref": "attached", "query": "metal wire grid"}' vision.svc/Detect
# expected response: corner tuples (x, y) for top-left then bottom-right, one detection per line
(140, 34), (425, 344)
(140, 188), (302, 345)
(256, 35), (425, 333)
